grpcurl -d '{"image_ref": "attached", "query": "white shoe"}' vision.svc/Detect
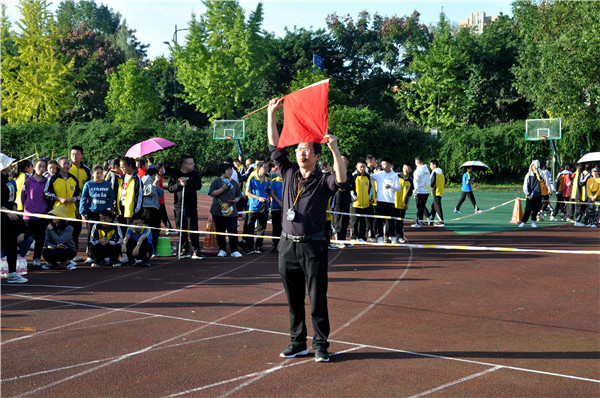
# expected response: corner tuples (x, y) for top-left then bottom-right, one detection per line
(217, 250), (227, 257)
(475, 209), (483, 214)
(574, 222), (586, 227)
(531, 221), (537, 228)
(411, 222), (422, 228)
(427, 216), (433, 226)
(549, 215), (555, 221)
(398, 236), (407, 244)
(377, 237), (384, 245)
(590, 224), (598, 228)
(328, 243), (339, 250)
(454, 209), (461, 213)
(67, 261), (77, 270)
(166, 229), (178, 236)
(120, 254), (129, 263)
(231, 251), (243, 257)
(518, 222), (525, 228)
(84, 258), (94, 264)
(390, 237), (398, 244)
(337, 243), (346, 249)
(32, 258), (41, 267)
(7, 273), (28, 283)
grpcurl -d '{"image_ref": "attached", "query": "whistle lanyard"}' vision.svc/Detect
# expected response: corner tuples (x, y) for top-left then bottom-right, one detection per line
(292, 176), (307, 208)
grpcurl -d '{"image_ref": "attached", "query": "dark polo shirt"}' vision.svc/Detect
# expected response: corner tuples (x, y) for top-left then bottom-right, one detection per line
(271, 146), (346, 236)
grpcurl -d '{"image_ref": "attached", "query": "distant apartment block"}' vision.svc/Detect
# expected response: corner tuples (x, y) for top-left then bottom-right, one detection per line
(460, 12), (498, 34)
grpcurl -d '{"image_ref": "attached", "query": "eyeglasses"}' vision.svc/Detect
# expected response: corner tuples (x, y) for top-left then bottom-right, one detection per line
(295, 148), (312, 154)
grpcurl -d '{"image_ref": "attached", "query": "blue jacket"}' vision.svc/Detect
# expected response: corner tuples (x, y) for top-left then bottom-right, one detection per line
(79, 180), (116, 216)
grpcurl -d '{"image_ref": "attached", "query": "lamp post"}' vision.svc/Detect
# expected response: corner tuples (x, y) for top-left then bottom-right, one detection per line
(163, 25), (189, 119)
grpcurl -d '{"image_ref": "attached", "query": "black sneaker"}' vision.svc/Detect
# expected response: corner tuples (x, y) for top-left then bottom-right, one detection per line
(279, 344), (309, 358)
(191, 250), (206, 260)
(255, 247), (266, 254)
(314, 347), (330, 362)
(245, 249), (255, 255)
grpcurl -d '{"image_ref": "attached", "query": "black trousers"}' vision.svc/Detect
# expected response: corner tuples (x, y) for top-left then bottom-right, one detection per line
(395, 208), (406, 238)
(456, 191), (477, 211)
(1, 213), (17, 272)
(42, 247), (77, 266)
(89, 243), (121, 262)
(159, 203), (172, 228)
(522, 196), (542, 223)
(552, 195), (566, 217)
(26, 218), (49, 260)
(126, 238), (153, 263)
(278, 234), (330, 349)
(271, 210), (282, 249)
(142, 207), (161, 253)
(174, 206), (200, 253)
(350, 206), (371, 240)
(415, 193), (430, 223)
(429, 195), (444, 222)
(375, 202), (396, 239)
(213, 215), (239, 252)
(333, 203), (350, 240)
(243, 211), (267, 250)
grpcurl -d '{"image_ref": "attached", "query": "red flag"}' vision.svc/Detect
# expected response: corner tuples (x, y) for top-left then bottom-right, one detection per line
(277, 79), (329, 149)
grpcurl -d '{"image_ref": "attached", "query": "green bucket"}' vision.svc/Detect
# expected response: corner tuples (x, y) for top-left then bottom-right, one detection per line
(156, 237), (172, 257)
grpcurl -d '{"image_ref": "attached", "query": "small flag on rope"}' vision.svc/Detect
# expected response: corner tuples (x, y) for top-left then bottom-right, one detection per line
(277, 79), (329, 149)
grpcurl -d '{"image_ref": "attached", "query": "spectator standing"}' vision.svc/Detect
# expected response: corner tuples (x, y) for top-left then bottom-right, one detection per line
(412, 156), (430, 228)
(69, 145), (92, 262)
(394, 164), (414, 244)
(1, 153), (27, 283)
(519, 160), (545, 228)
(332, 155), (354, 248)
(427, 160), (446, 227)
(370, 157), (401, 243)
(141, 167), (164, 252)
(167, 155), (205, 259)
(208, 163), (243, 257)
(21, 158), (49, 266)
(243, 161), (271, 254)
(349, 161), (373, 243)
(269, 168), (283, 253)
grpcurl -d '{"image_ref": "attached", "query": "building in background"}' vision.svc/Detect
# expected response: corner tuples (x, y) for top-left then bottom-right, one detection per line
(460, 12), (498, 34)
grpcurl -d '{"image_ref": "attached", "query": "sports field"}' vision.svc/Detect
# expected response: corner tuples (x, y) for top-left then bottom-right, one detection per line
(1, 192), (599, 397)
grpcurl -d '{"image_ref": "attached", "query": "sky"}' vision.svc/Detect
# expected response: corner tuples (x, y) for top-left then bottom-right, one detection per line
(2, 0), (514, 59)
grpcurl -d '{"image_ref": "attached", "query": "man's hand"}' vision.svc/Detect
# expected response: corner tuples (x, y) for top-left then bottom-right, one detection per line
(324, 134), (339, 151)
(132, 246), (139, 257)
(268, 97), (283, 113)
(17, 233), (24, 244)
(179, 177), (188, 186)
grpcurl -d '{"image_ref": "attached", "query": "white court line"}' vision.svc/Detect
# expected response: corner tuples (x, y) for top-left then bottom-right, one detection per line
(2, 254), (268, 345)
(1, 284), (84, 289)
(408, 366), (503, 397)
(215, 247), (414, 398)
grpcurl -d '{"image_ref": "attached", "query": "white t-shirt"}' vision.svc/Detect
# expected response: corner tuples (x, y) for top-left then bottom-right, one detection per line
(371, 171), (400, 203)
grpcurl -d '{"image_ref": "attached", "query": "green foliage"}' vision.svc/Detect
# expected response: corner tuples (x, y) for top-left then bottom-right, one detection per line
(175, 0), (268, 120)
(105, 59), (160, 124)
(512, 1), (600, 128)
(1, 0), (77, 124)
(396, 13), (471, 130)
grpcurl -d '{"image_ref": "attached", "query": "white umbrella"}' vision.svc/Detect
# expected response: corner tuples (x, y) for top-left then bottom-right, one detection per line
(577, 152), (600, 164)
(460, 160), (490, 172)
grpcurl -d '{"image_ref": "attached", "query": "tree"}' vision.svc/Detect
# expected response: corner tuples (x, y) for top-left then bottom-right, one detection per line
(55, 0), (148, 62)
(325, 10), (430, 114)
(1, 0), (76, 124)
(458, 15), (531, 126)
(395, 13), (471, 130)
(105, 59), (160, 124)
(175, 0), (268, 120)
(512, 1), (600, 135)
(59, 23), (125, 121)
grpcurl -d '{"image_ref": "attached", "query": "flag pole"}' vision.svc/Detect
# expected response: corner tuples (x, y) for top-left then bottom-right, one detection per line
(241, 103), (270, 119)
(178, 185), (185, 259)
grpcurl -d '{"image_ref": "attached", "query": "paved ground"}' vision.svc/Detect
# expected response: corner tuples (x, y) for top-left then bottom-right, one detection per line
(1, 194), (599, 397)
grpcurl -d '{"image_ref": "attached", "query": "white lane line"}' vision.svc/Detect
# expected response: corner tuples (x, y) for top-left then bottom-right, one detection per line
(215, 248), (412, 398)
(408, 366), (503, 397)
(1, 284), (84, 289)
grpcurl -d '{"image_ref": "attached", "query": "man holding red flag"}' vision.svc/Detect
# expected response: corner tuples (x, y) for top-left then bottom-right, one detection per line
(268, 95), (347, 363)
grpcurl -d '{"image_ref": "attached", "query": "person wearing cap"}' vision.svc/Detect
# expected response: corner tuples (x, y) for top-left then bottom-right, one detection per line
(41, 206), (77, 270)
(88, 210), (123, 267)
(267, 97), (347, 363)
(1, 153), (28, 283)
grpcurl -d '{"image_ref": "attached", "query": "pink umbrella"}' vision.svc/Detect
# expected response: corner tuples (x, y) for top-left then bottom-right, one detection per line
(125, 137), (176, 158)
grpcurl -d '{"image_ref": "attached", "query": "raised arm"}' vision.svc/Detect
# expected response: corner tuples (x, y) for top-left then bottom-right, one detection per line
(267, 98), (283, 147)
(326, 134), (346, 185)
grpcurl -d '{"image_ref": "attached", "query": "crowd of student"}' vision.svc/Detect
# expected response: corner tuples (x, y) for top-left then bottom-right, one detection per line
(2, 145), (598, 285)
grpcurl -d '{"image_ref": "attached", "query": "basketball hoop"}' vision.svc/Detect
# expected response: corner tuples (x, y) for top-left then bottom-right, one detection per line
(540, 136), (547, 141)
(226, 136), (232, 140)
